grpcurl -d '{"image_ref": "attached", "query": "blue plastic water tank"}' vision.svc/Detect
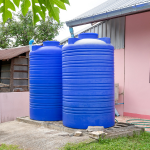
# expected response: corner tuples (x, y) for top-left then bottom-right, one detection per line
(62, 33), (115, 129)
(32, 45), (42, 51)
(30, 41), (62, 121)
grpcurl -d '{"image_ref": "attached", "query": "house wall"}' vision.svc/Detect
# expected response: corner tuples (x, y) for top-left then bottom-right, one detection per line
(124, 11), (150, 119)
(0, 92), (29, 123)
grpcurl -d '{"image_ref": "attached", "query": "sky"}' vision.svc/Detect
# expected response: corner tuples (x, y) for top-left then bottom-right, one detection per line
(55, 0), (107, 41)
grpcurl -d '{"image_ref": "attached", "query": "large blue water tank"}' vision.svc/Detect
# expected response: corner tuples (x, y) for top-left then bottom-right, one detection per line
(62, 33), (115, 129)
(32, 45), (43, 51)
(30, 41), (62, 121)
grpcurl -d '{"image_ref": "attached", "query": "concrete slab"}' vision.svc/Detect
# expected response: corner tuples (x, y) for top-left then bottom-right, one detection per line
(16, 116), (87, 134)
(16, 117), (144, 139)
(0, 121), (91, 150)
(0, 117), (145, 150)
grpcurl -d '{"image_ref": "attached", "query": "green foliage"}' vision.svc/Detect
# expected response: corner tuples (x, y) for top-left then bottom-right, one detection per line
(21, 0), (31, 16)
(0, 0), (70, 25)
(0, 20), (12, 49)
(63, 131), (150, 150)
(34, 17), (63, 44)
(0, 11), (63, 49)
(0, 144), (21, 150)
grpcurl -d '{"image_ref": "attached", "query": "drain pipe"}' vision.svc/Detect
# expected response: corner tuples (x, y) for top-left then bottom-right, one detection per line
(115, 108), (120, 117)
(69, 27), (75, 38)
(29, 39), (34, 52)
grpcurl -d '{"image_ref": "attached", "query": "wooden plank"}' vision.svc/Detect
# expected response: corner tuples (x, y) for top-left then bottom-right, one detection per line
(28, 58), (29, 90)
(0, 83), (10, 87)
(14, 72), (28, 78)
(1, 64), (10, 66)
(13, 85), (28, 87)
(13, 79), (28, 86)
(14, 66), (28, 71)
(0, 60), (2, 81)
(14, 57), (28, 65)
(13, 78), (28, 80)
(1, 77), (10, 79)
(0, 88), (10, 92)
(10, 58), (14, 92)
(13, 87), (28, 92)
(14, 70), (28, 72)
(14, 64), (28, 66)
(0, 70), (10, 72)
(26, 52), (29, 58)
(18, 56), (26, 58)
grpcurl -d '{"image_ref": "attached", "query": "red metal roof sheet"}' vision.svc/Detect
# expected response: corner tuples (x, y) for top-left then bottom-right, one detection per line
(0, 46), (29, 60)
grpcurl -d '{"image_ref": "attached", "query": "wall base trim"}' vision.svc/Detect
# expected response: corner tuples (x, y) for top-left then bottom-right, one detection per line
(124, 112), (150, 119)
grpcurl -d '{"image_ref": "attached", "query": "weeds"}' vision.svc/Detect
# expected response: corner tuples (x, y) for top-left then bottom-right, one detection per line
(62, 131), (150, 150)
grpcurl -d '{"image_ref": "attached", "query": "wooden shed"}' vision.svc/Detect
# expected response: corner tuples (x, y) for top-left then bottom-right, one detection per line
(0, 46), (29, 92)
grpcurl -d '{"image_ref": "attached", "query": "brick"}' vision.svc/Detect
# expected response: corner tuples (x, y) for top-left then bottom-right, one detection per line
(89, 131), (106, 139)
(87, 126), (104, 132)
(74, 131), (83, 137)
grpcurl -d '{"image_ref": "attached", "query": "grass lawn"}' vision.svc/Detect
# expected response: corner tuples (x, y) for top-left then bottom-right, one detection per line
(63, 131), (150, 150)
(0, 144), (21, 150)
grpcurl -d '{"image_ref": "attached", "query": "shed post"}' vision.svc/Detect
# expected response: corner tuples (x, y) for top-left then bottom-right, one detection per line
(10, 59), (14, 92)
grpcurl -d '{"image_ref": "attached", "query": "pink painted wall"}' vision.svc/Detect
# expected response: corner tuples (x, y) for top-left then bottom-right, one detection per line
(124, 11), (150, 118)
(0, 92), (29, 123)
(114, 49), (124, 116)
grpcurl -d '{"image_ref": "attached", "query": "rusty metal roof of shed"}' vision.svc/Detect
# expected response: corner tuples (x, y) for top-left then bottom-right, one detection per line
(0, 46), (29, 60)
(66, 0), (150, 27)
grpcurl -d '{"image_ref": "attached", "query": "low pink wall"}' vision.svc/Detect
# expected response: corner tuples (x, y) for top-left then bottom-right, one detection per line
(0, 92), (29, 123)
(124, 11), (150, 118)
(114, 49), (124, 116)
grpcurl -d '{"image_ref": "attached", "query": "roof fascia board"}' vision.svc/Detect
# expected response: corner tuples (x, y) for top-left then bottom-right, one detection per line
(66, 2), (150, 27)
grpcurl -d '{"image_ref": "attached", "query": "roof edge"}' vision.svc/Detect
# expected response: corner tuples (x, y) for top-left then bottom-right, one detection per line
(66, 2), (150, 27)
(0, 45), (29, 51)
(0, 45), (29, 60)
(60, 22), (102, 44)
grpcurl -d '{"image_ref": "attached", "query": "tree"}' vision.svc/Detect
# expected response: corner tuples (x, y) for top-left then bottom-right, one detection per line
(0, 0), (70, 25)
(0, 21), (12, 49)
(0, 11), (63, 49)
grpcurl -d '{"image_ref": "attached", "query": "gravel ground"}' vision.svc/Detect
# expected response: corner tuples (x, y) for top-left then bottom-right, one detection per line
(0, 121), (90, 150)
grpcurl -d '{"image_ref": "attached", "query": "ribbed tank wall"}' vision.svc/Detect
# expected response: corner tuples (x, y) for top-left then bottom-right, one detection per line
(30, 41), (62, 121)
(62, 33), (115, 129)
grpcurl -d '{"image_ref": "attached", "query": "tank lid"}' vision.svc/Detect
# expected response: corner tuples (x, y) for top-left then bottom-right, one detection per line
(43, 41), (60, 46)
(58, 45), (63, 48)
(32, 45), (42, 51)
(99, 37), (111, 44)
(78, 33), (98, 39)
(75, 39), (106, 45)
(68, 38), (80, 44)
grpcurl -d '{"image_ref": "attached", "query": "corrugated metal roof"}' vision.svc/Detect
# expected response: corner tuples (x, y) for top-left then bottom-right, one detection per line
(66, 0), (150, 27)
(61, 16), (125, 49)
(0, 46), (29, 60)
(60, 24), (93, 44)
